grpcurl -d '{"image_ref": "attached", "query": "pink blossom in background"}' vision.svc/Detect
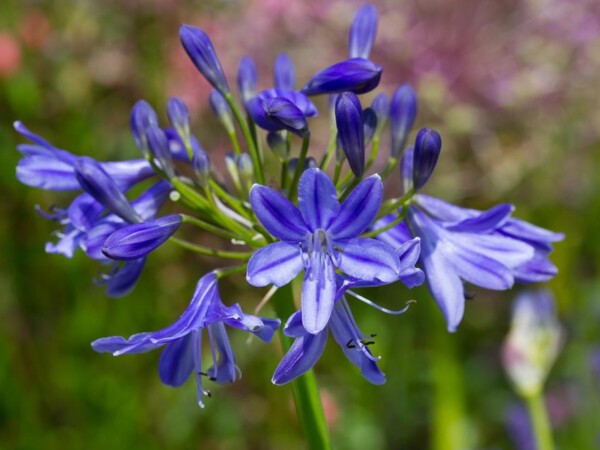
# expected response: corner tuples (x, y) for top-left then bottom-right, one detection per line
(0, 33), (21, 77)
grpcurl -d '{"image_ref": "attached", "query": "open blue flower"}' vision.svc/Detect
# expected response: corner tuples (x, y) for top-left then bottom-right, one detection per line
(247, 168), (400, 334)
(92, 272), (280, 407)
(377, 194), (563, 332)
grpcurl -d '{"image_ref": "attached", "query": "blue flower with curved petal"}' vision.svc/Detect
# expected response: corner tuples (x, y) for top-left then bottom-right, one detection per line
(376, 193), (563, 332)
(247, 168), (400, 334)
(92, 272), (280, 407)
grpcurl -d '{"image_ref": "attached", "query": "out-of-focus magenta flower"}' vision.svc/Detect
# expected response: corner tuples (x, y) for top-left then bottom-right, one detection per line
(0, 33), (21, 77)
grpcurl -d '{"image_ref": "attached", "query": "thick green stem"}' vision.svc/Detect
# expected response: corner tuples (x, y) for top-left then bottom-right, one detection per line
(271, 284), (331, 450)
(524, 392), (555, 450)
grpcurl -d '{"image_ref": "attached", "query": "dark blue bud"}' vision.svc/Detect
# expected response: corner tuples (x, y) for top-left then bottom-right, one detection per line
(179, 24), (229, 93)
(362, 107), (378, 147)
(74, 157), (140, 224)
(400, 145), (414, 193)
(266, 131), (288, 159)
(102, 214), (182, 261)
(247, 96), (308, 136)
(412, 128), (441, 190)
(237, 56), (258, 103)
(130, 100), (159, 157)
(192, 148), (211, 187)
(146, 126), (175, 178)
(301, 58), (382, 96)
(209, 90), (234, 133)
(248, 88), (317, 117)
(274, 52), (295, 90)
(349, 4), (378, 59)
(166, 97), (191, 144)
(371, 93), (389, 133)
(390, 83), (417, 157)
(335, 92), (365, 177)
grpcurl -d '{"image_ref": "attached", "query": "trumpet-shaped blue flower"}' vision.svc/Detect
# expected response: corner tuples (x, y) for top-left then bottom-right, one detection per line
(92, 272), (281, 407)
(247, 168), (400, 334)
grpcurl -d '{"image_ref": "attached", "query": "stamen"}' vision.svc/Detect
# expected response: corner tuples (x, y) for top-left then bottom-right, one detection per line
(346, 290), (416, 315)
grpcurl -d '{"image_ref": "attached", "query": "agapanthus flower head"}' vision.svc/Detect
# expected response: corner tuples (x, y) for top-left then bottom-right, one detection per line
(335, 92), (365, 176)
(237, 56), (258, 103)
(92, 272), (280, 407)
(247, 168), (400, 334)
(179, 24), (229, 94)
(390, 83), (417, 157)
(348, 4), (378, 59)
(274, 52), (296, 90)
(300, 58), (383, 96)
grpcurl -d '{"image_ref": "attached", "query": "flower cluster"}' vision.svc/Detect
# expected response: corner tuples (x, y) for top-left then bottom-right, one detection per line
(14, 4), (562, 406)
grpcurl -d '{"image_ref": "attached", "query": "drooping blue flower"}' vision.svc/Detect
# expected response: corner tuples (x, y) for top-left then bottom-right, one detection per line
(92, 272), (281, 407)
(246, 89), (316, 136)
(246, 168), (400, 334)
(348, 4), (378, 59)
(237, 56), (258, 103)
(390, 83), (417, 157)
(273, 52), (295, 90)
(336, 92), (365, 177)
(179, 25), (229, 94)
(15, 121), (154, 192)
(300, 58), (382, 96)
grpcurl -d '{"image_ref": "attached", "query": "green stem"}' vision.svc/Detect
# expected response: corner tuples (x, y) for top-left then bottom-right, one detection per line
(376, 188), (415, 220)
(169, 237), (252, 260)
(225, 93), (265, 184)
(180, 214), (237, 240)
(319, 125), (338, 171)
(289, 132), (311, 200)
(361, 207), (408, 238)
(524, 392), (555, 450)
(271, 284), (331, 450)
(381, 156), (398, 179)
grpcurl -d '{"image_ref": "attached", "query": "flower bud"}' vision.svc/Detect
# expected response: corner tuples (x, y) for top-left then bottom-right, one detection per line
(146, 125), (176, 179)
(349, 4), (378, 59)
(247, 94), (308, 137)
(301, 58), (382, 96)
(179, 24), (229, 93)
(412, 128), (441, 190)
(274, 52), (295, 90)
(225, 152), (240, 187)
(371, 93), (389, 134)
(74, 157), (140, 224)
(237, 56), (257, 103)
(209, 90), (235, 134)
(362, 107), (377, 147)
(237, 153), (254, 182)
(102, 214), (182, 261)
(130, 100), (159, 158)
(335, 92), (365, 177)
(502, 290), (564, 397)
(400, 146), (414, 193)
(166, 97), (191, 147)
(192, 147), (211, 187)
(390, 83), (417, 157)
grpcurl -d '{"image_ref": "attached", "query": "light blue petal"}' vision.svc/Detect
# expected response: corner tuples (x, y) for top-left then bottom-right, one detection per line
(445, 204), (513, 233)
(250, 185), (307, 240)
(246, 242), (304, 287)
(328, 175), (382, 239)
(298, 168), (340, 232)
(283, 311), (307, 338)
(336, 238), (399, 283)
(301, 256), (336, 334)
(271, 330), (328, 385)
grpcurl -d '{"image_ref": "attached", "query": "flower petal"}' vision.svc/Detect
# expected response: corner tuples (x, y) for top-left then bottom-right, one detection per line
(207, 323), (238, 384)
(298, 168), (340, 232)
(250, 185), (306, 240)
(328, 175), (382, 239)
(336, 238), (399, 283)
(446, 243), (514, 290)
(301, 256), (337, 334)
(271, 330), (328, 385)
(16, 156), (79, 191)
(159, 334), (195, 387)
(68, 193), (104, 231)
(101, 258), (147, 298)
(445, 204), (514, 233)
(283, 311), (307, 338)
(246, 242), (304, 287)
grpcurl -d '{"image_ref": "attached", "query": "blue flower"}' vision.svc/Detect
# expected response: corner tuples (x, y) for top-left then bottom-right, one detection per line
(92, 272), (281, 407)
(335, 92), (365, 177)
(246, 168), (400, 334)
(348, 4), (378, 59)
(377, 193), (563, 332)
(273, 52), (296, 90)
(237, 56), (258, 103)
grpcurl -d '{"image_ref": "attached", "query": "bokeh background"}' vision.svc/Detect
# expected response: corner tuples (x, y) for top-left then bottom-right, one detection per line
(1, 0), (599, 449)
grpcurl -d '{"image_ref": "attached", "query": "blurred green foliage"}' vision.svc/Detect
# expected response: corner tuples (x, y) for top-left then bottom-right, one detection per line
(1, 0), (599, 449)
